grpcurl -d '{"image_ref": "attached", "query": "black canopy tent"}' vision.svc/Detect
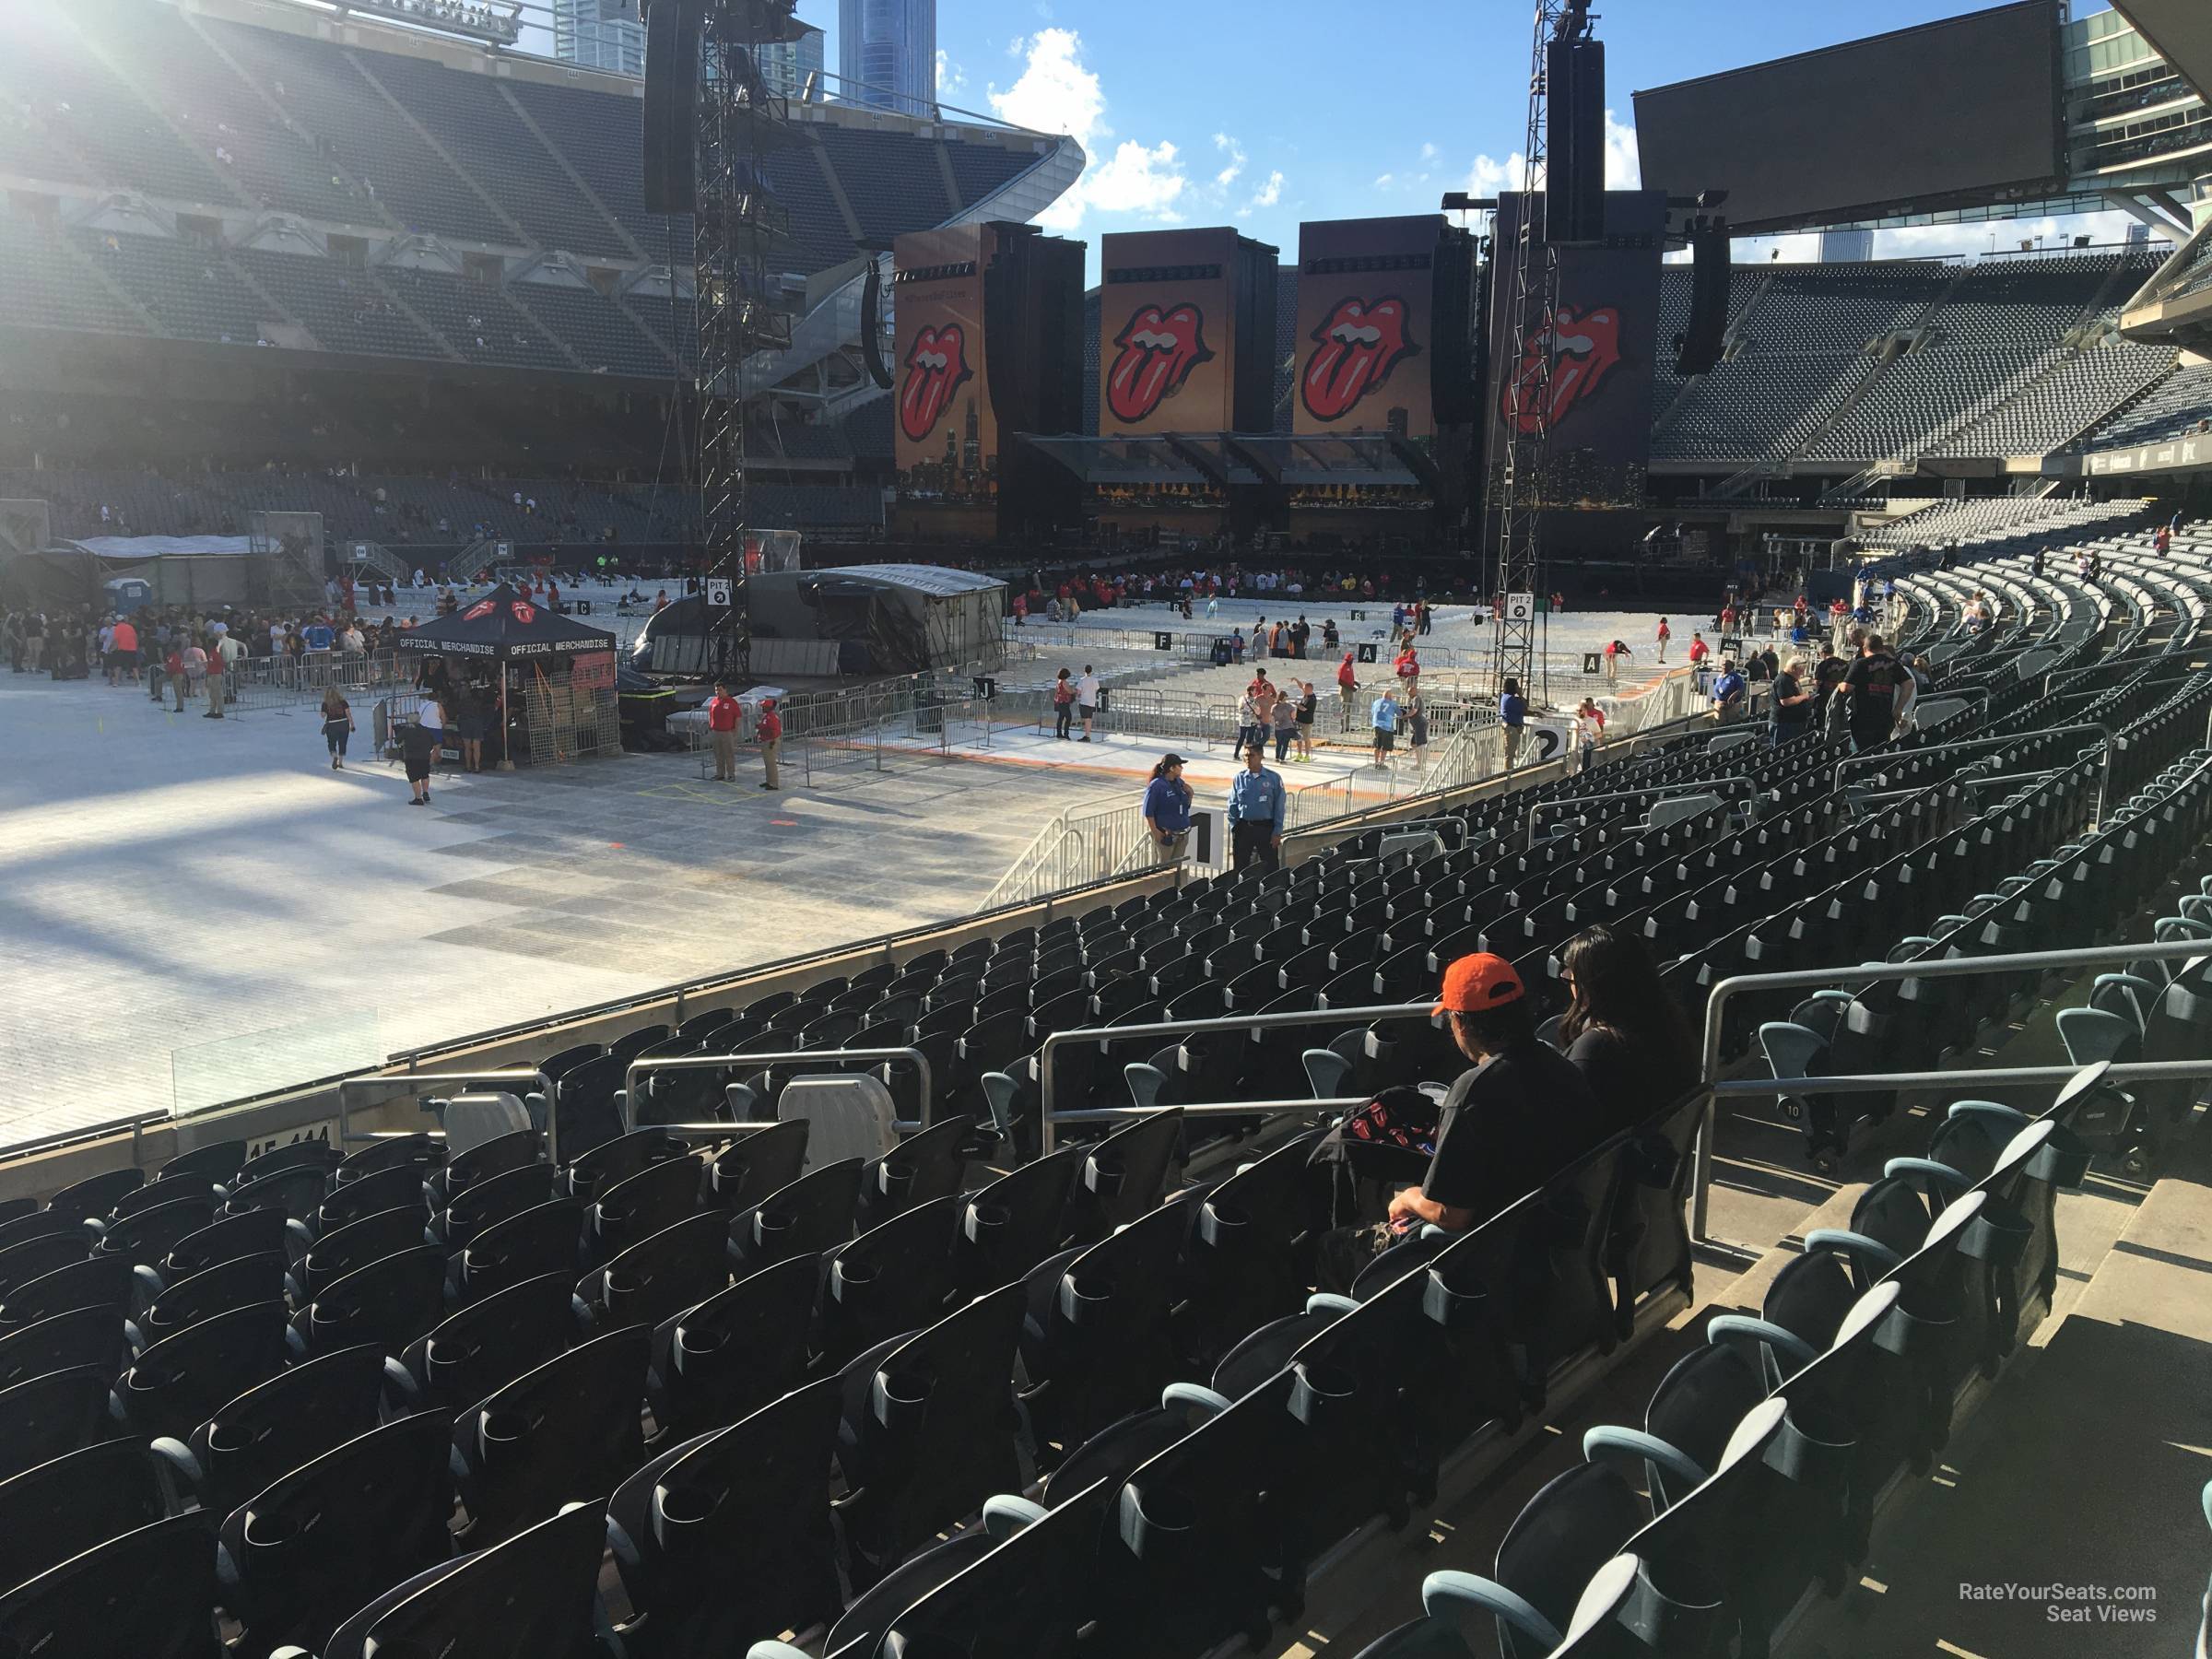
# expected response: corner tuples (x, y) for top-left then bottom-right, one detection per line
(394, 583), (618, 766)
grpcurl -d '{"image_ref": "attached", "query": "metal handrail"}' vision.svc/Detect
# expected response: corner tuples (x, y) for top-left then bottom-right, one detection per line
(1524, 773), (1755, 849)
(1832, 721), (2113, 819)
(622, 1046), (932, 1136)
(1711, 1059), (2212, 1099)
(1039, 1000), (1435, 1153)
(1690, 937), (2211, 1240)
(1048, 1095), (1370, 1131)
(336, 1067), (553, 1152)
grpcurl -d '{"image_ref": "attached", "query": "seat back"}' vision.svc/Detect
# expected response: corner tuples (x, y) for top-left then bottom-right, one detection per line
(647, 1256), (820, 1443)
(132, 1250), (287, 1348)
(435, 1162), (558, 1249)
(1488, 1463), (1652, 1659)
(732, 1158), (865, 1274)
(402, 1272), (582, 1415)
(319, 1500), (607, 1659)
(453, 1324), (652, 1547)
(957, 1147), (1081, 1295)
(218, 1411), (455, 1653)
(292, 1245), (448, 1360)
(0, 1303), (128, 1391)
(187, 1342), (388, 1515)
(458, 1198), (585, 1302)
(590, 1151), (705, 1263)
(582, 1210), (731, 1331)
(885, 1476), (1122, 1659)
(296, 1206), (427, 1300)
(835, 1283), (1027, 1584)
(0, 1435), (174, 1590)
(1064, 1108), (1185, 1241)
(706, 1120), (812, 1214)
(315, 1160), (429, 1234)
(1182, 1129), (1325, 1366)
(0, 1254), (135, 1332)
(858, 1117), (970, 1229)
(113, 1300), (289, 1441)
(0, 1511), (219, 1659)
(607, 1378), (845, 1654)
(819, 1196), (960, 1367)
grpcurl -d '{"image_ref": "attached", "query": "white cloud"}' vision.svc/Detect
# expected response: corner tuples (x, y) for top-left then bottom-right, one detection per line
(1465, 150), (1536, 198)
(1604, 109), (1639, 189)
(991, 31), (1186, 231)
(1374, 172), (1394, 188)
(1419, 141), (1439, 162)
(1237, 169), (1284, 218)
(935, 50), (965, 100)
(1213, 132), (1246, 188)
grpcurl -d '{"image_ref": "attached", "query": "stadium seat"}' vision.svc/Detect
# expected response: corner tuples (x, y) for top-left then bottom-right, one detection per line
(646, 1256), (819, 1442)
(818, 1194), (960, 1366)
(453, 1196), (585, 1301)
(0, 1435), (181, 1592)
(312, 1500), (609, 1659)
(288, 1244), (447, 1360)
(163, 1341), (390, 1518)
(451, 1324), (651, 1547)
(580, 1210), (729, 1331)
(833, 1282), (1027, 1587)
(215, 1411), (456, 1655)
(394, 1271), (585, 1416)
(0, 1510), (220, 1659)
(113, 1300), (289, 1441)
(607, 1378), (845, 1657)
(128, 1249), (286, 1349)
(728, 1158), (864, 1275)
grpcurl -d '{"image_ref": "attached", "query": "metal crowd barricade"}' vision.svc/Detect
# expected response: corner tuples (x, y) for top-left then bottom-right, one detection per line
(621, 1046), (933, 1138)
(1037, 1001), (1435, 1154)
(1688, 937), (2212, 1241)
(1831, 721), (2113, 821)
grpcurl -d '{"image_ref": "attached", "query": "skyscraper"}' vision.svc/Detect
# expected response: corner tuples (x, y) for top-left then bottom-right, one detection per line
(554, 0), (644, 76)
(757, 26), (826, 101)
(839, 0), (935, 116)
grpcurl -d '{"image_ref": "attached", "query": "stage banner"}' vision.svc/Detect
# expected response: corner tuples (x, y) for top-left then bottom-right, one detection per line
(1487, 190), (1665, 519)
(1099, 228), (1241, 435)
(894, 225), (1001, 506)
(1293, 215), (1442, 442)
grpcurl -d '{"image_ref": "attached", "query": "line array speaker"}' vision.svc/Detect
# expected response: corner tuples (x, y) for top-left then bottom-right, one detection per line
(641, 0), (704, 215)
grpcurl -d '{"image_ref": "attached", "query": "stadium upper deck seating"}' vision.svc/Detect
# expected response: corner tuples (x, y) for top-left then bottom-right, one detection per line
(0, 212), (149, 336)
(72, 226), (277, 347)
(2077, 358), (2212, 451)
(1656, 253), (2170, 466)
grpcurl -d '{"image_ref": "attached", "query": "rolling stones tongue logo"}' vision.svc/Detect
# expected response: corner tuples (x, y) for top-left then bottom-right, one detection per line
(1500, 306), (1623, 433)
(1106, 303), (1213, 424)
(1300, 296), (1419, 423)
(900, 324), (972, 443)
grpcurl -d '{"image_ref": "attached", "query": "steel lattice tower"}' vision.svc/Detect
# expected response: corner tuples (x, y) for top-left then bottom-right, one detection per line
(1488, 0), (1571, 703)
(694, 5), (795, 680)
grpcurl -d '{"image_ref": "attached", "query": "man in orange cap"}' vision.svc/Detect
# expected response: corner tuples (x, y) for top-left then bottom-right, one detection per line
(1314, 951), (1604, 1291)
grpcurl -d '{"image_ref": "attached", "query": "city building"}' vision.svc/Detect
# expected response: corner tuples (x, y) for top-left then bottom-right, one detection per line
(554, 0), (643, 76)
(758, 26), (826, 101)
(839, 0), (935, 115)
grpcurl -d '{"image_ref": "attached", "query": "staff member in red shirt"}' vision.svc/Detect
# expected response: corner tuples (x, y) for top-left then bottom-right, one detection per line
(756, 697), (782, 791)
(704, 681), (740, 782)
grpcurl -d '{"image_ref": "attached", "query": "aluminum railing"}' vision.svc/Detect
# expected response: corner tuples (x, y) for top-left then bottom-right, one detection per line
(1832, 721), (2113, 820)
(1690, 936), (2212, 1241)
(1038, 1000), (1434, 1154)
(335, 1067), (553, 1153)
(1524, 773), (1757, 850)
(621, 1047), (932, 1139)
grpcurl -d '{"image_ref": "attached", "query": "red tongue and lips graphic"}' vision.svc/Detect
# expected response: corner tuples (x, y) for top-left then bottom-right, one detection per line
(1301, 296), (1418, 422)
(1107, 303), (1212, 424)
(1502, 306), (1623, 433)
(900, 324), (971, 442)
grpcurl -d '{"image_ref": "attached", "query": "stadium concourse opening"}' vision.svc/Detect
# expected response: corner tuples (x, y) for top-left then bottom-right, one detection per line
(9, 0), (2212, 1656)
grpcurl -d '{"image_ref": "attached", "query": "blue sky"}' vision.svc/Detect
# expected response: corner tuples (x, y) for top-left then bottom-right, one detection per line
(905, 0), (2122, 276)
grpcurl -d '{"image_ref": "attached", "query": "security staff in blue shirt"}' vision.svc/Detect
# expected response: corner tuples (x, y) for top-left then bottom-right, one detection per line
(1226, 741), (1288, 870)
(1142, 753), (1194, 867)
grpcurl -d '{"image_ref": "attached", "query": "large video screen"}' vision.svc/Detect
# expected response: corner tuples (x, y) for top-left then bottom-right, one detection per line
(1633, 2), (2061, 232)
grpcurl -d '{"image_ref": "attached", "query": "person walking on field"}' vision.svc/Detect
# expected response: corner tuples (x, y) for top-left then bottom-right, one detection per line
(1271, 688), (1298, 763)
(1143, 753), (1194, 867)
(1337, 652), (1359, 729)
(705, 681), (741, 782)
(1371, 685), (1400, 770)
(320, 687), (354, 770)
(1499, 677), (1528, 770)
(1295, 679), (1317, 761)
(400, 709), (438, 806)
(1655, 617), (1671, 664)
(757, 696), (782, 790)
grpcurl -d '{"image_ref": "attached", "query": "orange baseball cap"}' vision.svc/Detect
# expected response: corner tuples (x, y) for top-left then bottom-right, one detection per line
(1433, 952), (1524, 1016)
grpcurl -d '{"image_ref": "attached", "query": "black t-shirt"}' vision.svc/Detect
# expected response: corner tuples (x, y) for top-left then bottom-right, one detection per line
(400, 723), (440, 765)
(1771, 670), (1807, 726)
(1422, 1036), (1606, 1223)
(1841, 653), (1900, 734)
(1565, 1027), (1694, 1140)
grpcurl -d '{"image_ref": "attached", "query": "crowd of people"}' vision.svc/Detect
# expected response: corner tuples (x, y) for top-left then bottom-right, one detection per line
(1011, 566), (1450, 623)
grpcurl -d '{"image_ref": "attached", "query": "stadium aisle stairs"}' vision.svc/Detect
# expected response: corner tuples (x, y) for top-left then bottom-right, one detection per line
(1776, 1156), (2212, 1659)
